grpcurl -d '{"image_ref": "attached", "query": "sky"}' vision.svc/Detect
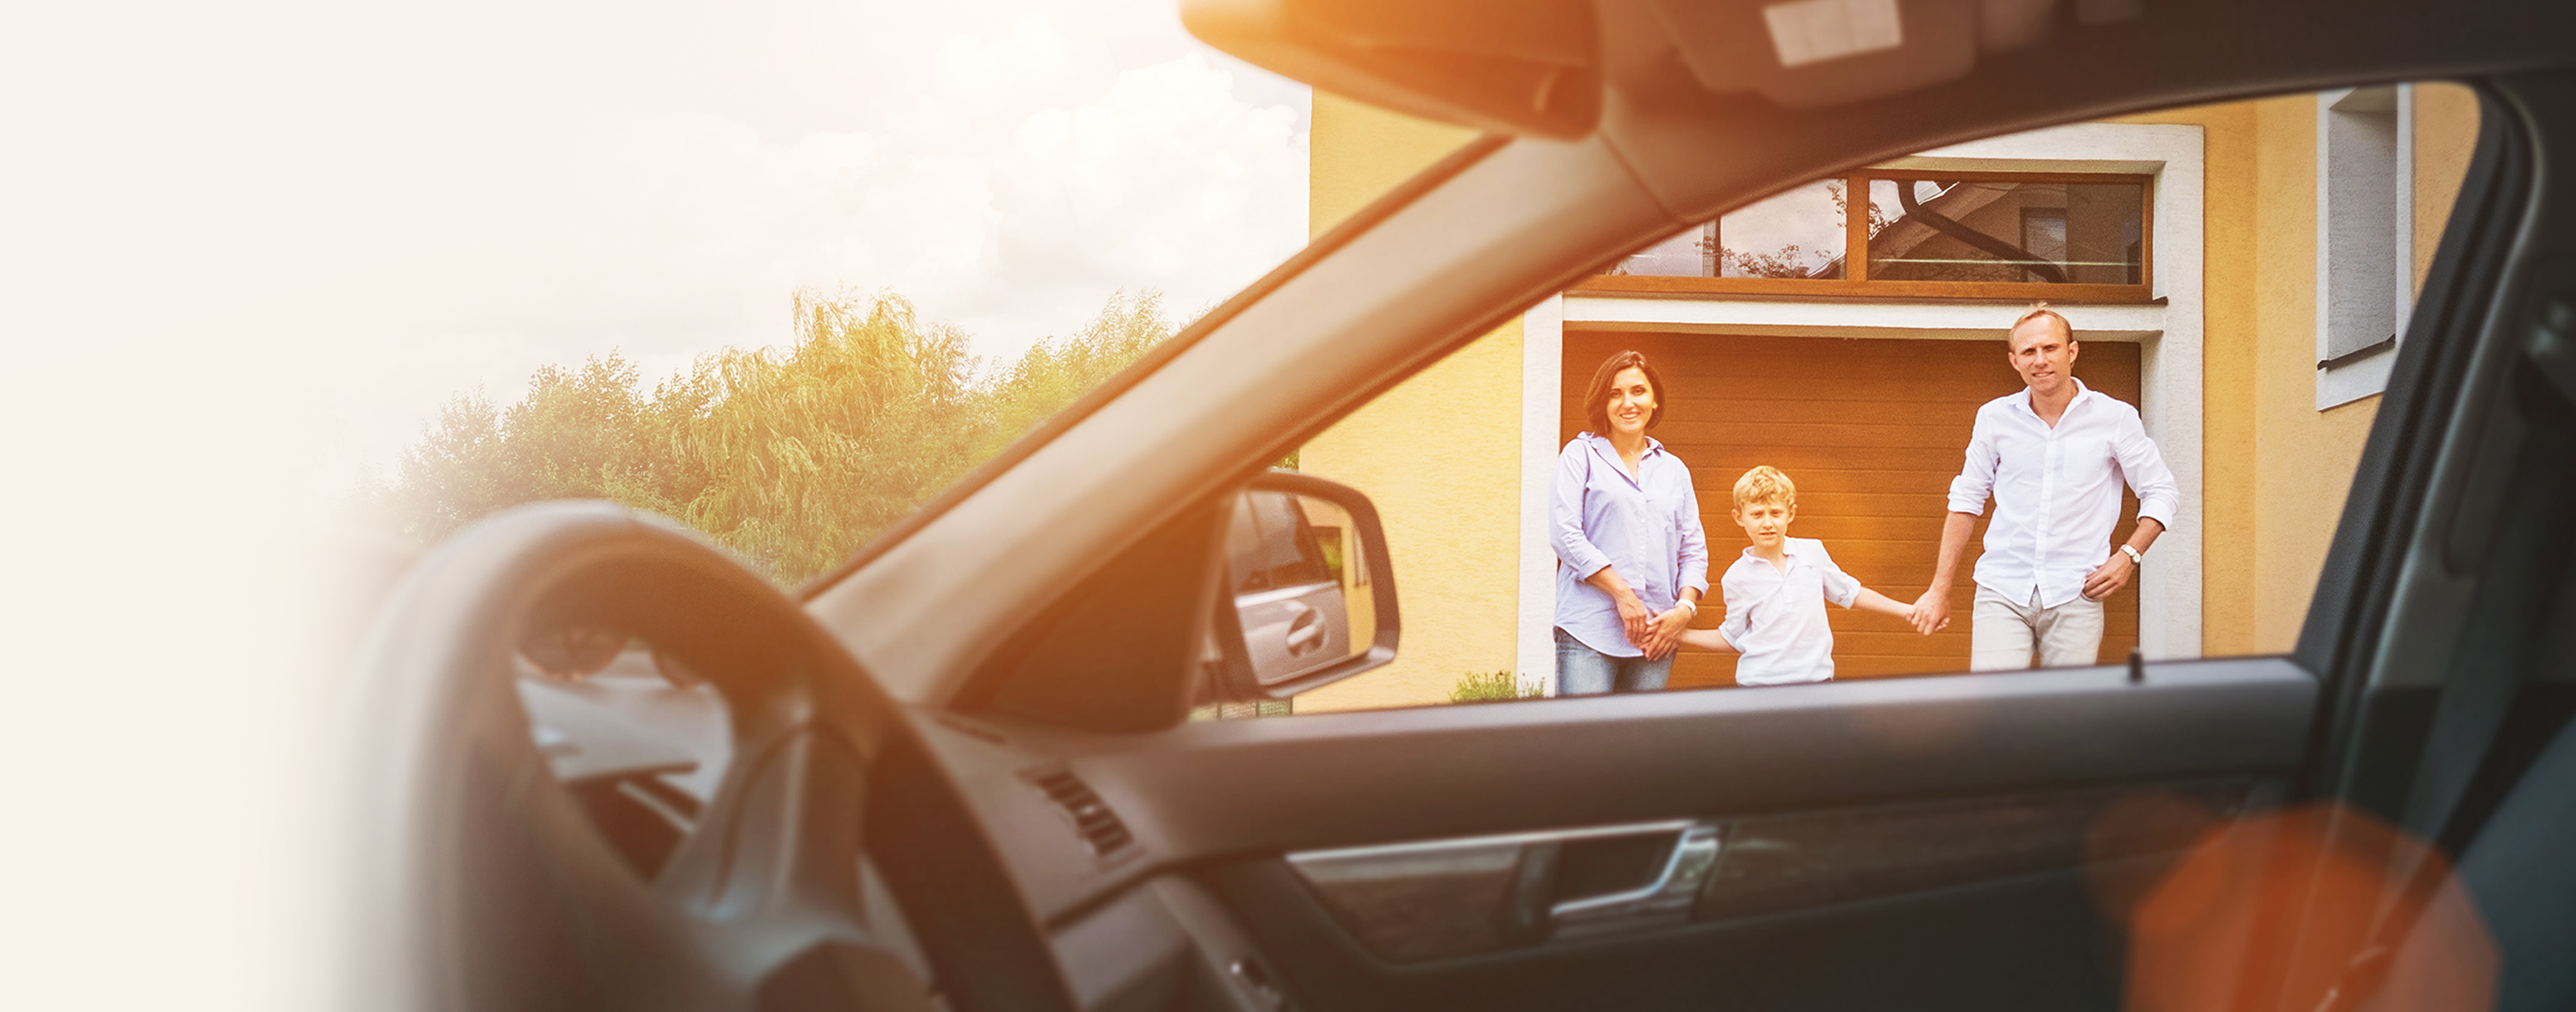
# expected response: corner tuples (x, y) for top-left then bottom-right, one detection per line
(4, 0), (1312, 482)
(0, 2), (1305, 1006)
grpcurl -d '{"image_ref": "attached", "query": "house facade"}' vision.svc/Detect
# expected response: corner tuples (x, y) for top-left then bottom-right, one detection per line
(1292, 85), (2481, 713)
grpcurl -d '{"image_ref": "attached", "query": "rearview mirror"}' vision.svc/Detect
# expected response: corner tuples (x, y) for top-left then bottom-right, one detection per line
(1209, 471), (1399, 700)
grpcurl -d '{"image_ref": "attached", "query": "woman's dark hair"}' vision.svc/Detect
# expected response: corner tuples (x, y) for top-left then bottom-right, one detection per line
(1583, 350), (1667, 434)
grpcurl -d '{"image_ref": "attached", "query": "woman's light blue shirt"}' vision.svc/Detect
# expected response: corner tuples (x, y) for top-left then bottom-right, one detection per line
(1551, 432), (1709, 658)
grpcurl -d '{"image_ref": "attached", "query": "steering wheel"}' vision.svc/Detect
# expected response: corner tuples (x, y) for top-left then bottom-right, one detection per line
(336, 502), (1076, 1012)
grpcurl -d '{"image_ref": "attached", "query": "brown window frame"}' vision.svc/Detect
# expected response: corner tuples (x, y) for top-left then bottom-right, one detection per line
(1575, 170), (2157, 303)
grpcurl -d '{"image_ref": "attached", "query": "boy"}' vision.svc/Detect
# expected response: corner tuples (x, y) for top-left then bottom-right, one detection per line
(1681, 466), (1916, 685)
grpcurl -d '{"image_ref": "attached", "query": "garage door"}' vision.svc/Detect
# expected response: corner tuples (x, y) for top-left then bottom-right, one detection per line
(1558, 331), (2142, 688)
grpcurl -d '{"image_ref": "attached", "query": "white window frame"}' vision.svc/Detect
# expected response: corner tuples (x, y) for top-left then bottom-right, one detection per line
(2316, 84), (2414, 410)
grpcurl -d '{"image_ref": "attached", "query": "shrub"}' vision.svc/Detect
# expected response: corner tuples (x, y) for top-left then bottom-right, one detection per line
(1450, 670), (1542, 704)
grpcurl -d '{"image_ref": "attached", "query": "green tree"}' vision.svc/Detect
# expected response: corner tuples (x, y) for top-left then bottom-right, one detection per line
(366, 288), (1179, 586)
(371, 392), (516, 542)
(667, 290), (985, 583)
(977, 290), (1171, 459)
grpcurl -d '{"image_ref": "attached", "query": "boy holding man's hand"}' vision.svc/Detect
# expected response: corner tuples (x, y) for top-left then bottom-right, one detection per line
(1680, 466), (1921, 685)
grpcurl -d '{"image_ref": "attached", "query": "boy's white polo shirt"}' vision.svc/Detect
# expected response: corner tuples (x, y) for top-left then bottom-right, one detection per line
(1717, 537), (1862, 686)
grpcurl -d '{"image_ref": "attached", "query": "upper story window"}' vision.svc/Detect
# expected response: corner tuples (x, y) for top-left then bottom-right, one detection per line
(2316, 84), (2411, 409)
(1584, 170), (2155, 302)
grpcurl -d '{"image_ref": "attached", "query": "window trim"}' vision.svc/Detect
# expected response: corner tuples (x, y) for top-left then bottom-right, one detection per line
(1575, 168), (2158, 303)
(2314, 83), (2413, 410)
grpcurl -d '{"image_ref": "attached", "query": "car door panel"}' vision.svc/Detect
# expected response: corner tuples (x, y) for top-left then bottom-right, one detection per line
(1202, 848), (2136, 1011)
(1274, 779), (2253, 964)
(917, 659), (2308, 1010)
(1053, 658), (2309, 860)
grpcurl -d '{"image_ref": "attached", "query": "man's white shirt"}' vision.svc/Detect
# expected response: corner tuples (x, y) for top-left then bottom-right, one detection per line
(1946, 379), (2180, 609)
(1717, 537), (1860, 686)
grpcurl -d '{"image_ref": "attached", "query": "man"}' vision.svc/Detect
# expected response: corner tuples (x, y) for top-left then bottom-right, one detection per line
(1911, 307), (2180, 670)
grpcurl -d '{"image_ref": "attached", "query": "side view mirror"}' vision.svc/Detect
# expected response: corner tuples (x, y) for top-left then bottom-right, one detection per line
(1207, 470), (1399, 701)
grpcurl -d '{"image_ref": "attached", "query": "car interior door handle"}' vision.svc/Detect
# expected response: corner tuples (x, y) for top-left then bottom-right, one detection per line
(1546, 823), (1722, 938)
(1289, 784), (2254, 964)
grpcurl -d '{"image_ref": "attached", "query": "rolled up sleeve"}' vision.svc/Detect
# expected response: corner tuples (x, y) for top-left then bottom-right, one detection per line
(1552, 446), (1611, 578)
(2117, 415), (2181, 530)
(1717, 572), (1750, 645)
(1946, 413), (2000, 516)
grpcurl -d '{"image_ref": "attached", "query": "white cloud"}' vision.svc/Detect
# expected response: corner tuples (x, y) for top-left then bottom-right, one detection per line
(118, 2), (1315, 473)
(932, 14), (1077, 111)
(972, 54), (1307, 345)
(425, 44), (1305, 394)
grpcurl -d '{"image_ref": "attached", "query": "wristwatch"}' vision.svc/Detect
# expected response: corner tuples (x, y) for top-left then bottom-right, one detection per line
(2119, 544), (2145, 565)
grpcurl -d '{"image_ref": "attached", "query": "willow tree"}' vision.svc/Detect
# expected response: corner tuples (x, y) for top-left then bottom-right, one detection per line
(367, 288), (1178, 586)
(668, 291), (983, 583)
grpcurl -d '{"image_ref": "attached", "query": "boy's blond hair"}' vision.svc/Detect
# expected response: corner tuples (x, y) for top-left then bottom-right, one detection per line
(1732, 465), (1796, 512)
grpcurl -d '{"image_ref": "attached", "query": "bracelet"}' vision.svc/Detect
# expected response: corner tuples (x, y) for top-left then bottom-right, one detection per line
(1676, 598), (1698, 616)
(2120, 544), (2145, 565)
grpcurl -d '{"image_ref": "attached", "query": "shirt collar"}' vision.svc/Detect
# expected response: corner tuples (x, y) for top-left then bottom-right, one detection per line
(1738, 540), (1805, 567)
(2015, 377), (2096, 419)
(1580, 431), (1666, 458)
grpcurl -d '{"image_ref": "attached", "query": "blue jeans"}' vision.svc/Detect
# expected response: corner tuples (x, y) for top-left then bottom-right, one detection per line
(1555, 628), (1673, 695)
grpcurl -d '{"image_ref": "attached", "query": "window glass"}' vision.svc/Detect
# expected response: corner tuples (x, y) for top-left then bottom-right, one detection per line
(1280, 82), (2482, 716)
(1605, 180), (1850, 280)
(1716, 180), (1850, 279)
(1865, 178), (2145, 285)
(2318, 84), (2412, 408)
(1590, 172), (2150, 299)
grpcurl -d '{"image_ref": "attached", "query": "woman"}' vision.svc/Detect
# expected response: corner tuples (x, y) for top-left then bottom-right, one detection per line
(1551, 350), (1709, 695)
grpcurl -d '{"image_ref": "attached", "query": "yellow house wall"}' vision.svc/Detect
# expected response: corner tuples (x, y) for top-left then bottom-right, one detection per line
(2416, 84), (2482, 288)
(1304, 93), (1478, 240)
(1293, 94), (1516, 713)
(2245, 97), (2377, 651)
(2117, 102), (2262, 656)
(2247, 85), (2478, 651)
(2129, 84), (2477, 655)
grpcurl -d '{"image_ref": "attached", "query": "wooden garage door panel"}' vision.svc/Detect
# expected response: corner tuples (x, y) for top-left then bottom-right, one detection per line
(1561, 331), (2142, 687)
(1657, 421), (1983, 451)
(1693, 470), (1960, 497)
(1673, 444), (1985, 472)
(1649, 344), (2046, 382)
(1658, 404), (1985, 430)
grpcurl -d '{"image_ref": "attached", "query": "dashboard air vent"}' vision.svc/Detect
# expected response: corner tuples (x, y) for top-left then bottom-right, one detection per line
(1028, 767), (1133, 857)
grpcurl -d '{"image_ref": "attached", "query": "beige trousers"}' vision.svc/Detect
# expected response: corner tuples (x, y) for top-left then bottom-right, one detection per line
(1969, 585), (2106, 671)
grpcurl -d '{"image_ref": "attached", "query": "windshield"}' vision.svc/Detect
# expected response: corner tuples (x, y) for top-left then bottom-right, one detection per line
(350, 6), (1312, 586)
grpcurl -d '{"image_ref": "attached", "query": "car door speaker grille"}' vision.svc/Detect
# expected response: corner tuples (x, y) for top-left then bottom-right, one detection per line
(1028, 767), (1133, 857)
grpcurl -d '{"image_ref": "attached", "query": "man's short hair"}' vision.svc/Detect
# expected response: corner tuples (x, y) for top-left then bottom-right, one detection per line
(2008, 305), (2076, 350)
(1582, 349), (1667, 434)
(1732, 465), (1796, 512)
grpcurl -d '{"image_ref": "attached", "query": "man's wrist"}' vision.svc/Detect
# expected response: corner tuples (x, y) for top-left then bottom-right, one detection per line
(2119, 544), (2145, 565)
